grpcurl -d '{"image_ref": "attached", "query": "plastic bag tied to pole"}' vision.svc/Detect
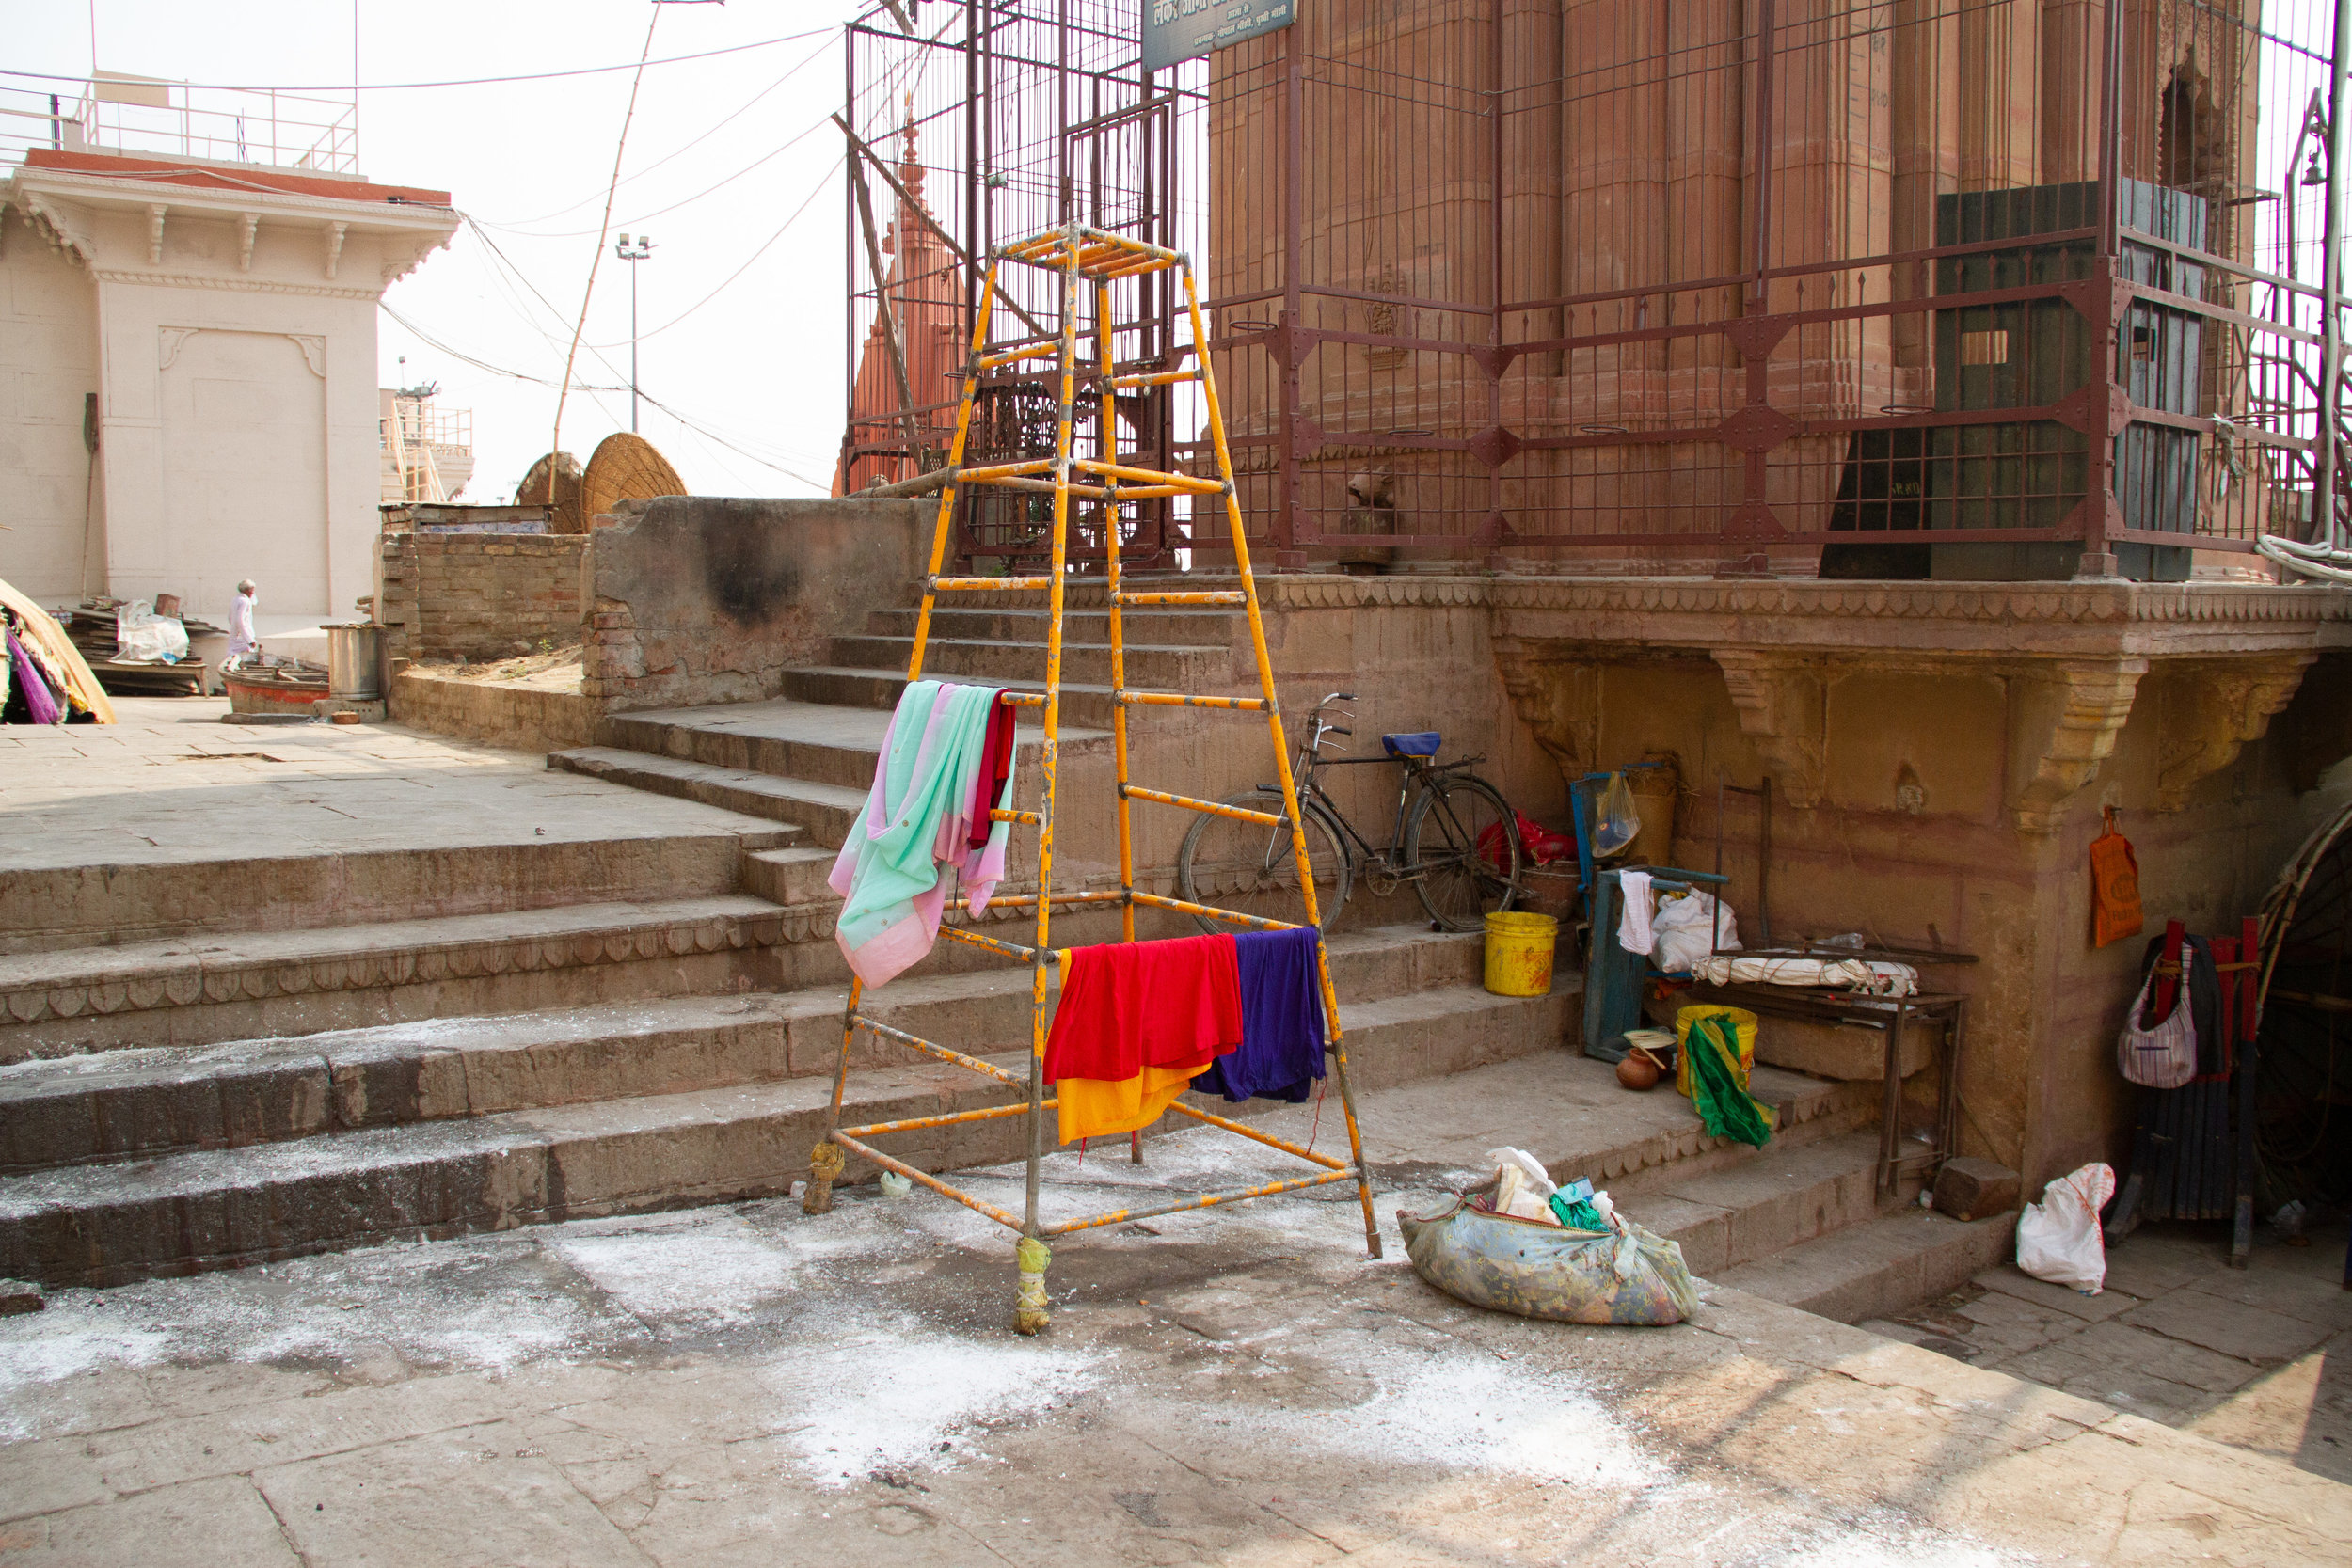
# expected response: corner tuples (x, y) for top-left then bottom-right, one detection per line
(1591, 771), (1642, 859)
(1686, 1014), (1774, 1148)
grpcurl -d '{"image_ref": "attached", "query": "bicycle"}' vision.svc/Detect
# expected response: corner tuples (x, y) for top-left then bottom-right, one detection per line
(1174, 692), (1524, 935)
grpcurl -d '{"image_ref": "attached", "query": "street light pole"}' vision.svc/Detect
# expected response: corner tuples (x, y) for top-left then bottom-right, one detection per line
(613, 231), (654, 434)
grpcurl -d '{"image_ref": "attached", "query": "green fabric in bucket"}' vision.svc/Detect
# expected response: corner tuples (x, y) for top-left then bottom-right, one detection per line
(1687, 1014), (1775, 1148)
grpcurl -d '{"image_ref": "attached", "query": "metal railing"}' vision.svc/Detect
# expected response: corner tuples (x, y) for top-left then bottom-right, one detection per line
(1, 76), (358, 175)
(841, 0), (2344, 574)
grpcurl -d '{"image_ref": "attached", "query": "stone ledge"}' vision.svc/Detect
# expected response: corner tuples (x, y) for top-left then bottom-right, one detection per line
(0, 899), (823, 1034)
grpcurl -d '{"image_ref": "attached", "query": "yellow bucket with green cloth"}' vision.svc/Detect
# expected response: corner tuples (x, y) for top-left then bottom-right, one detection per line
(1483, 911), (1557, 996)
(1674, 1004), (1757, 1096)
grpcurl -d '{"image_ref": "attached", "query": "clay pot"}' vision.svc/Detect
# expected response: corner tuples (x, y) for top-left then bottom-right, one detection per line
(1616, 1051), (1661, 1091)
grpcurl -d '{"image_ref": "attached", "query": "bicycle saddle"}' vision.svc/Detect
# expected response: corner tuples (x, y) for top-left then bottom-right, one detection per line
(1382, 731), (1441, 759)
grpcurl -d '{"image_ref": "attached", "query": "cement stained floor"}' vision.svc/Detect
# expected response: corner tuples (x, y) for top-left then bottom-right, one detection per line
(1865, 1219), (2352, 1484)
(1, 1131), (2344, 1567)
(0, 698), (778, 874)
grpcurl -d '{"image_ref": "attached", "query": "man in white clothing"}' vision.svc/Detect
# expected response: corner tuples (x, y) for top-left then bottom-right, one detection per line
(226, 579), (260, 670)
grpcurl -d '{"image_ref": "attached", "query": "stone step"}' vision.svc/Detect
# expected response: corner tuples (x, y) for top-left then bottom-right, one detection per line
(0, 896), (820, 1063)
(1615, 1130), (1892, 1277)
(0, 822), (795, 960)
(867, 605), (1237, 646)
(548, 748), (851, 838)
(739, 846), (838, 907)
(0, 971), (1571, 1288)
(828, 634), (1228, 690)
(781, 665), (1129, 727)
(0, 925), (1502, 1172)
(596, 698), (1108, 795)
(1712, 1204), (2017, 1324)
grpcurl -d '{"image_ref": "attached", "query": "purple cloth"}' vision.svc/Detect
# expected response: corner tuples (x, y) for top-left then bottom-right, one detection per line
(1192, 927), (1327, 1103)
(6, 628), (61, 725)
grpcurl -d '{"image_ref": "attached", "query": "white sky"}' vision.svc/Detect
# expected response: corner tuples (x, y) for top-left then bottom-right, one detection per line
(12, 0), (874, 501)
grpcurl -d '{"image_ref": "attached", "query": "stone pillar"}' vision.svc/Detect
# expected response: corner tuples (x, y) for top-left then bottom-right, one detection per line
(1889, 0), (1961, 376)
(1959, 0), (2041, 192)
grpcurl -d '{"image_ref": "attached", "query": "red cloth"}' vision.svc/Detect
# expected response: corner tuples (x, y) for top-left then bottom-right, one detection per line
(1043, 933), (1243, 1084)
(968, 696), (1015, 850)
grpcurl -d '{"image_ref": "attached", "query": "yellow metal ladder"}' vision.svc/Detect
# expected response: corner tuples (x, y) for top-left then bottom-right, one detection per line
(803, 224), (1380, 1333)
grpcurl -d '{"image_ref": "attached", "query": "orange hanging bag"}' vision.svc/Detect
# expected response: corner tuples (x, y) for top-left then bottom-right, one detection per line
(2089, 806), (2143, 949)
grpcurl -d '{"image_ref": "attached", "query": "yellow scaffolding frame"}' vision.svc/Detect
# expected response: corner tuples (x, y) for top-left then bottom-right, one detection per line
(803, 224), (1381, 1333)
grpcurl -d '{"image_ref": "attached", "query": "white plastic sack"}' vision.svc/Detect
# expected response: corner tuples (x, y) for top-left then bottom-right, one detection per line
(2014, 1162), (2116, 1293)
(114, 600), (189, 664)
(1651, 891), (1739, 974)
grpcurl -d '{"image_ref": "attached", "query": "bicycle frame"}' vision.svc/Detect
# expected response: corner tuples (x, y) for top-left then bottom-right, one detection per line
(1291, 724), (1485, 882)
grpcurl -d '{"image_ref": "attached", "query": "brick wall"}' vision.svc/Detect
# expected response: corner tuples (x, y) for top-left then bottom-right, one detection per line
(376, 532), (588, 664)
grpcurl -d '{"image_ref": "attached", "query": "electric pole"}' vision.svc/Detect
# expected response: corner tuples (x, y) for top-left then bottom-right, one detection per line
(614, 231), (654, 434)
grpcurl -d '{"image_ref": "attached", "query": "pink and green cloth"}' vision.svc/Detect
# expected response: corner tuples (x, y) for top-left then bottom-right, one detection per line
(829, 680), (1016, 988)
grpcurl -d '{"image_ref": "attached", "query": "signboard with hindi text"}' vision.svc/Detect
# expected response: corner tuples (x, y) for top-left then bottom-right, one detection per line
(1143, 0), (1295, 72)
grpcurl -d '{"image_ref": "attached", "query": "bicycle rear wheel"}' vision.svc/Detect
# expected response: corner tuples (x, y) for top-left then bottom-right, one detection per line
(1405, 773), (1520, 931)
(1174, 789), (1351, 936)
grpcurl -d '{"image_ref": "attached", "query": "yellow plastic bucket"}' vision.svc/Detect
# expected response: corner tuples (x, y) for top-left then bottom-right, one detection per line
(1675, 1005), (1758, 1097)
(1483, 911), (1558, 996)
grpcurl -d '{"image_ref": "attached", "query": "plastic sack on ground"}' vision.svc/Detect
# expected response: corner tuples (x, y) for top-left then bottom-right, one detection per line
(2015, 1163), (2116, 1293)
(114, 600), (189, 664)
(1590, 771), (1642, 859)
(1397, 1190), (1697, 1326)
(1651, 890), (1739, 974)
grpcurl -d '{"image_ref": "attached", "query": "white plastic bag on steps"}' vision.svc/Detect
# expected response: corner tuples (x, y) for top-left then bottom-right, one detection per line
(2014, 1162), (2116, 1294)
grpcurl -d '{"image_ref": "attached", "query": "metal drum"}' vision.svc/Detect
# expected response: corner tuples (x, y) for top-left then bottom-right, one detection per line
(323, 623), (383, 701)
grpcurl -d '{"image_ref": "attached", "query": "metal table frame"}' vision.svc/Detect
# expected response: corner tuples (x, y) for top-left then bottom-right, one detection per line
(1685, 981), (1966, 1197)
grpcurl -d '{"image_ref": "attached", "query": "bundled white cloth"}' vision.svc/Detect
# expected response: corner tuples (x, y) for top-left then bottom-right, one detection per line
(1650, 890), (1738, 974)
(1692, 953), (1920, 997)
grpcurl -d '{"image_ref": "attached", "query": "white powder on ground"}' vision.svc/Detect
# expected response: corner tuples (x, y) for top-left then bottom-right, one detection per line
(548, 1212), (796, 1323)
(757, 1316), (1102, 1489)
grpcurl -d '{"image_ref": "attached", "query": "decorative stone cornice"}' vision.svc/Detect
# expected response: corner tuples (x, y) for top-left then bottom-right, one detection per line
(2007, 657), (2148, 833)
(1492, 636), (1601, 776)
(1711, 649), (1836, 808)
(90, 267), (384, 300)
(12, 191), (95, 267)
(2152, 652), (2318, 810)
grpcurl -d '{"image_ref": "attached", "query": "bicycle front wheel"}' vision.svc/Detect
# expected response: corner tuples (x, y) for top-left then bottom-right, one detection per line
(1174, 790), (1351, 936)
(1405, 773), (1521, 931)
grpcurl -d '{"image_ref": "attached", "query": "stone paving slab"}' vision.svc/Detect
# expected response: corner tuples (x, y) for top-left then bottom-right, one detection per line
(1868, 1219), (2352, 1484)
(0, 699), (795, 952)
(0, 1132), (2342, 1566)
(0, 699), (784, 871)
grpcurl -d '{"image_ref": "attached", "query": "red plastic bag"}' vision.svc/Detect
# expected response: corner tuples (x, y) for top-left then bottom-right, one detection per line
(1480, 812), (1571, 869)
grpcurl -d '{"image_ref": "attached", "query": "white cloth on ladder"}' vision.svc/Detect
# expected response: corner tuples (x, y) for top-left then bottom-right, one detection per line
(1616, 870), (1656, 956)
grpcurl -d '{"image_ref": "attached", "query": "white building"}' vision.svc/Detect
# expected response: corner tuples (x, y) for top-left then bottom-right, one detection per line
(0, 80), (458, 626)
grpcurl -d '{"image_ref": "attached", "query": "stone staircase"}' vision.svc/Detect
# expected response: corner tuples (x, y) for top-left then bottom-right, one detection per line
(0, 580), (2007, 1319)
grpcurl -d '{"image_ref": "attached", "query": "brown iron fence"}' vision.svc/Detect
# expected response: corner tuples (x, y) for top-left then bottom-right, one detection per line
(844, 0), (2342, 578)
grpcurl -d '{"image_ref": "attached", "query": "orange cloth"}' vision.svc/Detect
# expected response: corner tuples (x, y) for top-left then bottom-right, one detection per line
(1052, 1063), (1203, 1145)
(1046, 937), (1242, 1143)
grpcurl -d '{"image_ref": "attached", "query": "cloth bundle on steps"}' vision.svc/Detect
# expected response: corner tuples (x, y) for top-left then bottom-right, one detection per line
(830, 680), (1018, 988)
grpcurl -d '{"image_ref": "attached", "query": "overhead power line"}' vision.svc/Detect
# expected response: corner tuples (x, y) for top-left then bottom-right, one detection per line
(0, 28), (830, 94)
